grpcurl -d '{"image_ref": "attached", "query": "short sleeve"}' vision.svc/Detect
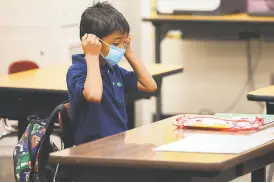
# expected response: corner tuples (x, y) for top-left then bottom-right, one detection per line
(119, 67), (138, 94)
(66, 65), (86, 103)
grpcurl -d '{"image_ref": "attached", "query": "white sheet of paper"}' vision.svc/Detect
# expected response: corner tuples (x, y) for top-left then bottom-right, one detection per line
(154, 128), (274, 154)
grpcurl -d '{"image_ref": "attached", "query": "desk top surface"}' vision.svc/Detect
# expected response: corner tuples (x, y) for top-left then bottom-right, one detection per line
(0, 62), (183, 91)
(247, 85), (274, 102)
(49, 115), (274, 172)
(143, 13), (274, 23)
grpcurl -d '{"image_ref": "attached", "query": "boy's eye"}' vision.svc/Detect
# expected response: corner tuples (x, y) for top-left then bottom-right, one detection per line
(112, 43), (119, 46)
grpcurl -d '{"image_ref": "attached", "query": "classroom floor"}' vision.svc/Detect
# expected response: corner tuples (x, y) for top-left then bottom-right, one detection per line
(0, 121), (61, 181)
(0, 121), (272, 182)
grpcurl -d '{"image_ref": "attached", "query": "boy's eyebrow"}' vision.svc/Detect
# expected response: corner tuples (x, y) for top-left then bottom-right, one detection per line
(113, 36), (126, 40)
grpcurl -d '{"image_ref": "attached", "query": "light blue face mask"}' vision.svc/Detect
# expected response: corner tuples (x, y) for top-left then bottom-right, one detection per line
(99, 38), (126, 66)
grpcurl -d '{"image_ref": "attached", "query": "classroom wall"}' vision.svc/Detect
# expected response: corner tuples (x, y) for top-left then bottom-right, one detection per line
(161, 39), (273, 112)
(0, 0), (111, 74)
(137, 0), (274, 126)
(0, 0), (274, 127)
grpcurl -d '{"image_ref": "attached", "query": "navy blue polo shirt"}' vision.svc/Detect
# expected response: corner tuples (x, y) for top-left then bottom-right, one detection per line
(66, 54), (138, 145)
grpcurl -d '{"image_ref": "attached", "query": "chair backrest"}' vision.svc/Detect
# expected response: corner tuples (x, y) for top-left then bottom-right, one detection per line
(58, 103), (74, 149)
(8, 60), (39, 74)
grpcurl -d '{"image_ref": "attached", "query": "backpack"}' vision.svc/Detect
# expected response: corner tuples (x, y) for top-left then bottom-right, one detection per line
(13, 102), (70, 182)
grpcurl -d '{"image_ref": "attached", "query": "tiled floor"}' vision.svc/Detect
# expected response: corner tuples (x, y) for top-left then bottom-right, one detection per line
(0, 134), (17, 181)
(0, 121), (273, 182)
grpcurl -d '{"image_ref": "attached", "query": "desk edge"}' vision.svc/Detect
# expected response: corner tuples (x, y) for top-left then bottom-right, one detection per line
(247, 93), (274, 102)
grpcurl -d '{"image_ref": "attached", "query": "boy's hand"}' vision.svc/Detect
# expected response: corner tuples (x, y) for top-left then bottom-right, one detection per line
(82, 33), (102, 57)
(123, 35), (157, 93)
(125, 36), (133, 57)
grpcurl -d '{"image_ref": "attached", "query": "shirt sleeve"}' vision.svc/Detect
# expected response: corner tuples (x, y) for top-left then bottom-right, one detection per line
(119, 66), (138, 94)
(66, 65), (86, 103)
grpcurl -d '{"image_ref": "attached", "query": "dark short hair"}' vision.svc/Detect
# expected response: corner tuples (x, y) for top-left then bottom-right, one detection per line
(79, 1), (130, 40)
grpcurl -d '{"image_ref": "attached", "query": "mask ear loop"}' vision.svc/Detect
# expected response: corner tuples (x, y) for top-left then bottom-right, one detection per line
(98, 37), (111, 47)
(98, 37), (111, 58)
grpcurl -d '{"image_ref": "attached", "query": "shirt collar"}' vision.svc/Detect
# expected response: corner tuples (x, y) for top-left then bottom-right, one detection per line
(72, 54), (115, 74)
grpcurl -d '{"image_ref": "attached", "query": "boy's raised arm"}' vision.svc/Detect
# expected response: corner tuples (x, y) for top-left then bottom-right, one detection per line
(82, 33), (103, 103)
(124, 36), (157, 92)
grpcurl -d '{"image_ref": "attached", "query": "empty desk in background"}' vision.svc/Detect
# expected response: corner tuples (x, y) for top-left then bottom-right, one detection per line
(0, 63), (183, 139)
(247, 85), (274, 182)
(49, 115), (274, 182)
(143, 13), (274, 121)
(247, 85), (274, 114)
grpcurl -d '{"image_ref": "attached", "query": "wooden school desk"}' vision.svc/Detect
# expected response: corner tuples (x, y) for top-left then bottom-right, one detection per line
(143, 13), (274, 121)
(49, 115), (274, 182)
(247, 85), (274, 181)
(0, 63), (183, 139)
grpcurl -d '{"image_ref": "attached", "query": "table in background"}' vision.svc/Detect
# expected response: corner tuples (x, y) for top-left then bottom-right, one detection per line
(248, 85), (274, 114)
(143, 13), (274, 121)
(247, 85), (274, 181)
(0, 63), (183, 139)
(49, 115), (274, 182)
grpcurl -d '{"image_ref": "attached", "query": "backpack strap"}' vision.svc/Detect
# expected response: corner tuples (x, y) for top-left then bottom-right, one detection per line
(45, 100), (69, 135)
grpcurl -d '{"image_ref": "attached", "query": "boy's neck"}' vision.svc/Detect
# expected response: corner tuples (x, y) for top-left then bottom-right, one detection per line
(99, 56), (107, 66)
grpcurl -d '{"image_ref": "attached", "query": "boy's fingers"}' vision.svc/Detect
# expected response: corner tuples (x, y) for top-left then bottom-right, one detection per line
(125, 39), (130, 44)
(91, 34), (96, 40)
(127, 35), (132, 40)
(86, 34), (90, 41)
(85, 34), (90, 40)
(125, 36), (131, 42)
(82, 33), (88, 42)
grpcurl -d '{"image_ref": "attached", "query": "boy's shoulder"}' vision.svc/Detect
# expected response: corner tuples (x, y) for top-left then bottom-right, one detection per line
(71, 54), (86, 67)
(68, 54), (87, 72)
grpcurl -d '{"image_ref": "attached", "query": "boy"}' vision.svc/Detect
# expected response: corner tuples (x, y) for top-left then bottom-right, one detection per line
(67, 2), (157, 145)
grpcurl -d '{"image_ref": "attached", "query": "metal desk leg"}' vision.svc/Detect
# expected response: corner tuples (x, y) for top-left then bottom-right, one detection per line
(266, 102), (274, 114)
(266, 102), (274, 182)
(268, 165), (274, 182)
(154, 24), (162, 121)
(126, 102), (135, 130)
(251, 167), (266, 182)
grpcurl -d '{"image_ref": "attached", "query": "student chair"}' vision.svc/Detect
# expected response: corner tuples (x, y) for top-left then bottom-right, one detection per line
(57, 102), (74, 149)
(8, 60), (39, 74)
(0, 60), (39, 140)
(55, 102), (75, 182)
